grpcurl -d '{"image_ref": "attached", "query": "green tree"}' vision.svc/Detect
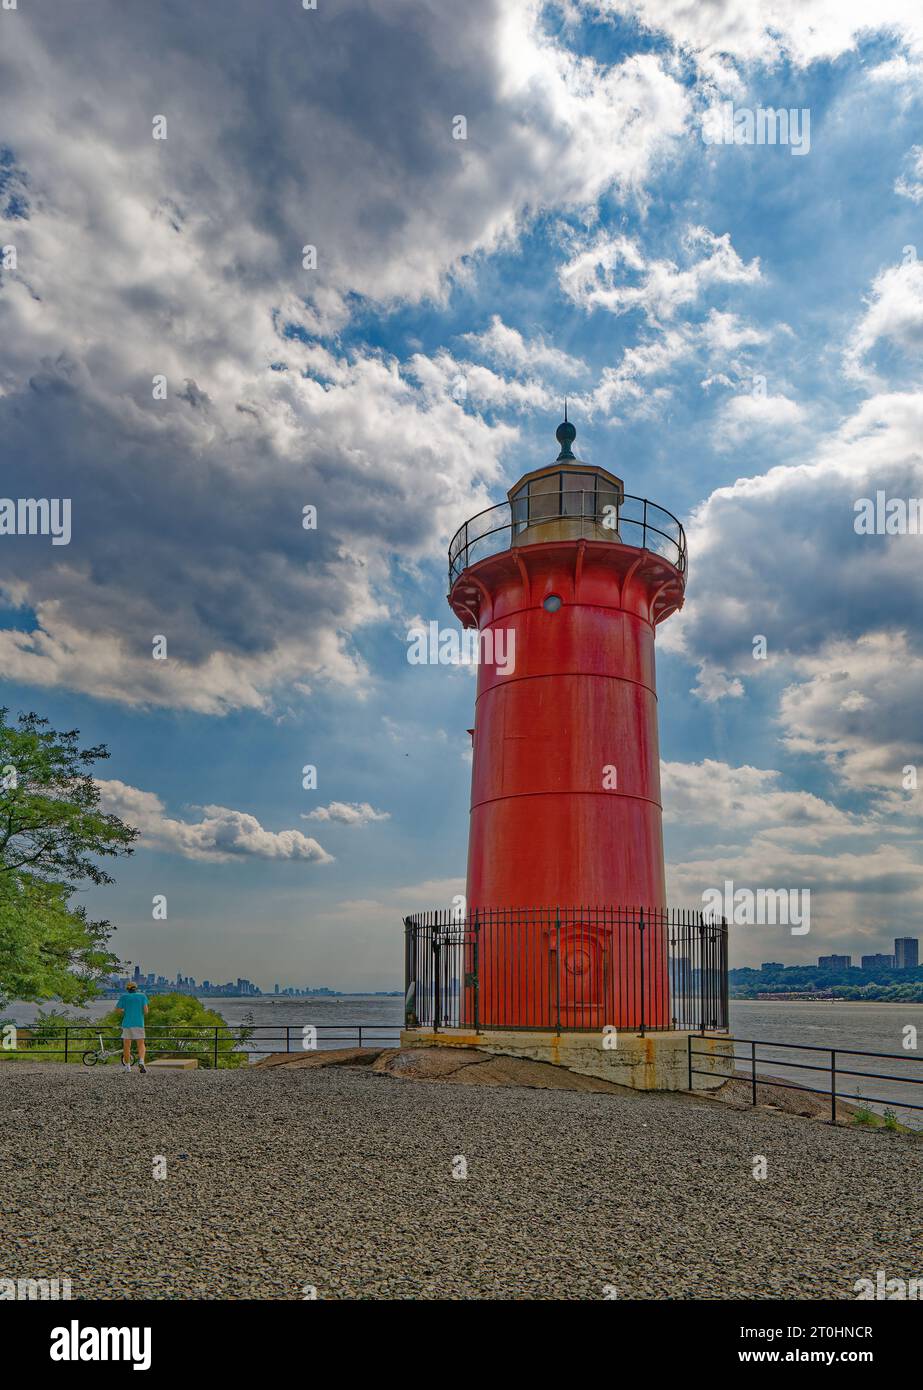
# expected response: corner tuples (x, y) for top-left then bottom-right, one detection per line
(97, 993), (252, 1067)
(0, 709), (137, 1006)
(0, 876), (116, 1006)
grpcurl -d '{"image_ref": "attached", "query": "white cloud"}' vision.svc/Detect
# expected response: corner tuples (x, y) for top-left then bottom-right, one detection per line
(461, 315), (588, 377)
(662, 758), (862, 842)
(690, 662), (745, 703)
(302, 801), (390, 827)
(714, 390), (805, 446)
(700, 308), (774, 353)
(779, 632), (923, 795)
(97, 780), (334, 863)
(895, 145), (923, 202)
(410, 350), (552, 412)
(560, 226), (761, 323)
(584, 1), (923, 74)
(662, 760), (923, 959)
(844, 255), (923, 379)
(0, 0), (691, 715)
(665, 385), (923, 678)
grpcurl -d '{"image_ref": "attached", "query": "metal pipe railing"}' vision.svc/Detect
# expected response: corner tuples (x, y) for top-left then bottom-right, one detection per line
(688, 1035), (923, 1124)
(448, 490), (687, 584)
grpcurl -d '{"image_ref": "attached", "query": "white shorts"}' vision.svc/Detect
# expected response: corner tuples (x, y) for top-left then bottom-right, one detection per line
(122, 1027), (145, 1040)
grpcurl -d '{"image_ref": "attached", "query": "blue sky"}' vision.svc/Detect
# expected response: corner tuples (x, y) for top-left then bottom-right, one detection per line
(2, 1), (923, 987)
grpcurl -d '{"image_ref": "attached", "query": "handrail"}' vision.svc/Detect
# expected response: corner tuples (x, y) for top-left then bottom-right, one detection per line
(1, 1023), (403, 1066)
(448, 489), (687, 585)
(688, 1034), (923, 1124)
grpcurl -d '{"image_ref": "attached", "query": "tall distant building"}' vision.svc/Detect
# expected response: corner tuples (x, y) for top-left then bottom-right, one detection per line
(860, 953), (895, 971)
(894, 938), (920, 969)
(818, 954), (851, 970)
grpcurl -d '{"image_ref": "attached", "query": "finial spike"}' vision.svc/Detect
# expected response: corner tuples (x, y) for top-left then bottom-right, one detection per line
(555, 407), (577, 461)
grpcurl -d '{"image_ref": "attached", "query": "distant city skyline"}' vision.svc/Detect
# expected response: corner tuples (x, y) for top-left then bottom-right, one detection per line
(817, 937), (919, 972)
(106, 960), (400, 997)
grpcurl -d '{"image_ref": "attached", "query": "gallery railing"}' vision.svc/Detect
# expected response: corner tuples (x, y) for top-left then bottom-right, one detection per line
(448, 491), (687, 585)
(404, 907), (728, 1035)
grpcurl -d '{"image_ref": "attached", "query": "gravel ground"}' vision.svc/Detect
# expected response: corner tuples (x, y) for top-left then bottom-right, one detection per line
(1, 1061), (920, 1300)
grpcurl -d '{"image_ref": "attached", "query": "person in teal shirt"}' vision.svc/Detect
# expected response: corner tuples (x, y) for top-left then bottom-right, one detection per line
(116, 982), (149, 1073)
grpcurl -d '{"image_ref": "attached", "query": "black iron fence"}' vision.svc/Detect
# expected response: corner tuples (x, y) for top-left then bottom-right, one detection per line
(404, 907), (728, 1035)
(689, 1035), (923, 1127)
(2, 1023), (402, 1066)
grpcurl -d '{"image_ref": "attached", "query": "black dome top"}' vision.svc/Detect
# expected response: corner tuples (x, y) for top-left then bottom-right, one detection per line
(555, 407), (577, 461)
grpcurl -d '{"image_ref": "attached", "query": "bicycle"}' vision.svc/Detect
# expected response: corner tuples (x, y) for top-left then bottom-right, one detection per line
(81, 1032), (115, 1066)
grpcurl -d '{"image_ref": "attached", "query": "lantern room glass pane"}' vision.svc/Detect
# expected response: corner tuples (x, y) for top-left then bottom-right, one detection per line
(511, 486), (528, 534)
(562, 472), (595, 517)
(528, 471), (560, 523)
(597, 483), (620, 532)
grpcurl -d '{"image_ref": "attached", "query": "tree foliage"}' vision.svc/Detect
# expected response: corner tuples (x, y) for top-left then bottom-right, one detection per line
(0, 709), (137, 886)
(0, 709), (136, 1005)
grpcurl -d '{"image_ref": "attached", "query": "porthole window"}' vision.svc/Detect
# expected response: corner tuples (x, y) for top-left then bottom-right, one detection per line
(543, 594), (562, 612)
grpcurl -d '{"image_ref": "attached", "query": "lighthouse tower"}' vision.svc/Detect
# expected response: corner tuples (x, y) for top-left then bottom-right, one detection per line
(404, 414), (728, 1081)
(451, 413), (684, 917)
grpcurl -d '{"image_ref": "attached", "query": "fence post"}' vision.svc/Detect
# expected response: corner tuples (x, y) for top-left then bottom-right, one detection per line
(638, 908), (646, 1037)
(751, 1041), (757, 1107)
(433, 927), (441, 1035)
(699, 919), (706, 1036)
(64, 1027), (69, 1065)
(473, 911), (480, 1033)
(687, 1032), (692, 1090)
(358, 1025), (362, 1048)
(213, 1027), (219, 1070)
(554, 910), (561, 1034)
(830, 1050), (837, 1126)
(403, 916), (412, 1024)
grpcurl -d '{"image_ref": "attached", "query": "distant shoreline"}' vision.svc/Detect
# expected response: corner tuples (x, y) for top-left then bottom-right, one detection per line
(732, 997), (923, 1006)
(95, 991), (404, 1000)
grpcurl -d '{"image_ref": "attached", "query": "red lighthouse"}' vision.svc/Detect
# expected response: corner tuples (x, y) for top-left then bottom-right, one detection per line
(405, 414), (729, 1075)
(446, 414), (687, 1030)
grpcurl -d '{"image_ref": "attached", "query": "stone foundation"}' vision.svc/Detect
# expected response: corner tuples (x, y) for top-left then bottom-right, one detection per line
(400, 1026), (734, 1092)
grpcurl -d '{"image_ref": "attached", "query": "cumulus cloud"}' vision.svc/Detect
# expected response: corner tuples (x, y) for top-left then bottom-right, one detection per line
(713, 390), (805, 446)
(690, 662), (744, 704)
(779, 633), (923, 796)
(895, 145), (923, 202)
(0, 0), (691, 714)
(662, 759), (923, 957)
(302, 801), (390, 827)
(662, 759), (863, 842)
(581, 307), (778, 421)
(844, 255), (923, 379)
(584, 1), (923, 75)
(664, 386), (923, 683)
(559, 226), (761, 323)
(410, 350), (553, 413)
(461, 316), (588, 378)
(97, 779), (333, 863)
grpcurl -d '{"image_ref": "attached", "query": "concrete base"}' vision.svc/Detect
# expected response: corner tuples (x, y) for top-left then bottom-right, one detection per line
(148, 1057), (199, 1070)
(400, 1027), (733, 1092)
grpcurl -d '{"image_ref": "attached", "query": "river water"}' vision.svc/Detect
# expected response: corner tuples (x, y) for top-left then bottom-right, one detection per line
(728, 1000), (923, 1127)
(6, 995), (922, 1125)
